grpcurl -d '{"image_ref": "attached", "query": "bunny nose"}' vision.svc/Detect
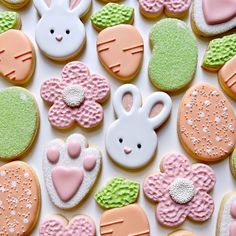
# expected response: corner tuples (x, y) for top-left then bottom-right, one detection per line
(56, 36), (63, 42)
(124, 147), (132, 155)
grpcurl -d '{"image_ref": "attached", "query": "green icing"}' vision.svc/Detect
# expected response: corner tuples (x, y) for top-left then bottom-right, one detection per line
(232, 149), (236, 171)
(203, 34), (236, 70)
(0, 11), (19, 33)
(91, 3), (134, 30)
(95, 177), (139, 209)
(149, 19), (198, 92)
(0, 87), (39, 159)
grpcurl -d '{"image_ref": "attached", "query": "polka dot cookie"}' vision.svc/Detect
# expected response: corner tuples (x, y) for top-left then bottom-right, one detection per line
(0, 161), (41, 236)
(178, 83), (236, 162)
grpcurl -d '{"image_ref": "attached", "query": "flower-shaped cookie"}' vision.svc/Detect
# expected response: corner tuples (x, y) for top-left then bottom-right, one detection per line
(143, 153), (216, 227)
(40, 61), (110, 129)
(139, 0), (191, 18)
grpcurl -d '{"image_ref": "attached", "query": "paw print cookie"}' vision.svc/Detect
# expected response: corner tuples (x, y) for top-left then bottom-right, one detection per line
(139, 0), (191, 18)
(40, 214), (96, 236)
(43, 133), (102, 209)
(143, 152), (216, 227)
(0, 161), (41, 236)
(106, 84), (172, 170)
(0, 30), (35, 85)
(192, 0), (236, 37)
(40, 61), (110, 130)
(178, 83), (236, 162)
(97, 24), (144, 81)
(33, 0), (91, 61)
(0, 0), (30, 9)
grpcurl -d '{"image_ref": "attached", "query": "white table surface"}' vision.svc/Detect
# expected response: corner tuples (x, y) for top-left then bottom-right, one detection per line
(0, 1), (235, 235)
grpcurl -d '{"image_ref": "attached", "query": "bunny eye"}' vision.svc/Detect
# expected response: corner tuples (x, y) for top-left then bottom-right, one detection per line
(66, 29), (70, 35)
(119, 138), (123, 143)
(50, 29), (54, 34)
(137, 144), (142, 149)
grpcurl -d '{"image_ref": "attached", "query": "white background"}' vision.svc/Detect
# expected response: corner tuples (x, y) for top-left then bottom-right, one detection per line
(0, 0), (236, 235)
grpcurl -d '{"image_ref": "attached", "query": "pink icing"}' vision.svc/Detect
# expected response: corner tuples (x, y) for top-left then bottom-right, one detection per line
(143, 153), (216, 227)
(203, 0), (236, 25)
(40, 61), (110, 129)
(230, 222), (236, 236)
(47, 146), (60, 164)
(231, 201), (236, 218)
(51, 166), (84, 202)
(40, 215), (96, 236)
(83, 156), (96, 171)
(139, 0), (191, 16)
(68, 140), (81, 158)
(70, 0), (81, 9)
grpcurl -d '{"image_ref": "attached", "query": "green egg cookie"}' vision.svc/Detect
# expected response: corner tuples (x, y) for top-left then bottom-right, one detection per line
(149, 19), (198, 92)
(91, 3), (134, 31)
(202, 34), (236, 71)
(230, 148), (236, 179)
(95, 177), (139, 209)
(0, 11), (21, 33)
(0, 87), (39, 160)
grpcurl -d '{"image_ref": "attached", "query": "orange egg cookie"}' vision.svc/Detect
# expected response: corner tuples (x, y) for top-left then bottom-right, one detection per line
(218, 55), (236, 100)
(0, 29), (35, 85)
(178, 83), (236, 162)
(100, 204), (150, 236)
(0, 161), (41, 236)
(169, 230), (196, 236)
(96, 24), (144, 81)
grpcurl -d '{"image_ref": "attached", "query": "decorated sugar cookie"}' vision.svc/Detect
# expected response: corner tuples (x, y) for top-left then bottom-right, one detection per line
(100, 204), (150, 236)
(178, 83), (236, 162)
(216, 192), (236, 236)
(43, 133), (102, 209)
(33, 0), (91, 61)
(0, 11), (21, 33)
(106, 84), (172, 169)
(191, 0), (236, 37)
(169, 230), (196, 236)
(40, 215), (96, 236)
(149, 19), (198, 92)
(40, 61), (110, 130)
(0, 0), (30, 9)
(0, 161), (41, 236)
(0, 30), (35, 85)
(97, 24), (144, 81)
(230, 148), (236, 179)
(0, 87), (39, 160)
(91, 3), (134, 31)
(143, 152), (216, 227)
(139, 0), (192, 18)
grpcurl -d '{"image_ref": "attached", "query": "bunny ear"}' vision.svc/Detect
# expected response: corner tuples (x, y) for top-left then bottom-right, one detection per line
(70, 0), (91, 16)
(141, 92), (172, 129)
(113, 84), (142, 118)
(33, 0), (51, 15)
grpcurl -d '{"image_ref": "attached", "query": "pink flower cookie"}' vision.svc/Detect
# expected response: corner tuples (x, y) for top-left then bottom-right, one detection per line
(139, 0), (191, 18)
(143, 152), (216, 227)
(40, 61), (110, 129)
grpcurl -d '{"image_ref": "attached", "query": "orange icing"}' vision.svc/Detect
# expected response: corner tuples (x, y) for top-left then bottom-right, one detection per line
(0, 30), (35, 85)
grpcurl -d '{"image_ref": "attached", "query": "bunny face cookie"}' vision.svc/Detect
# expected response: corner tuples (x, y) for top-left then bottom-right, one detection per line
(34, 0), (91, 61)
(43, 133), (102, 209)
(105, 84), (172, 170)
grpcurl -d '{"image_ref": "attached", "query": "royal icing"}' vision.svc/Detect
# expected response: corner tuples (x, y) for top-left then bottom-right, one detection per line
(0, 161), (40, 236)
(97, 24), (144, 81)
(169, 230), (196, 236)
(100, 204), (150, 236)
(0, 11), (20, 33)
(40, 215), (96, 236)
(43, 133), (102, 209)
(0, 30), (35, 85)
(178, 83), (236, 162)
(40, 61), (110, 129)
(0, 0), (30, 9)
(230, 148), (236, 179)
(143, 152), (216, 227)
(33, 0), (91, 60)
(105, 84), (172, 169)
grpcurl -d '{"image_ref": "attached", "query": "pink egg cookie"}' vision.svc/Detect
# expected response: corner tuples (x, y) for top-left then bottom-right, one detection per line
(43, 133), (102, 209)
(40, 214), (96, 236)
(143, 152), (216, 227)
(40, 61), (110, 130)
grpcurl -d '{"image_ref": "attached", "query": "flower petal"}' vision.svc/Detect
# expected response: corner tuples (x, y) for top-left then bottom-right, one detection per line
(61, 61), (90, 84)
(161, 153), (192, 179)
(156, 199), (189, 227)
(74, 101), (103, 129)
(143, 173), (170, 202)
(40, 78), (62, 103)
(188, 191), (214, 222)
(139, 0), (164, 15)
(192, 164), (216, 192)
(48, 99), (74, 129)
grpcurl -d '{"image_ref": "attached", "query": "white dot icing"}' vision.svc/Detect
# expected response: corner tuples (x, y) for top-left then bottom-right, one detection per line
(63, 85), (85, 107)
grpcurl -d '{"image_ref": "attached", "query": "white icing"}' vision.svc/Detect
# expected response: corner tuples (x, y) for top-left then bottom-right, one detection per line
(0, 171), (6, 177)
(228, 124), (235, 132)
(33, 0), (91, 60)
(204, 100), (211, 106)
(24, 172), (29, 178)
(203, 127), (209, 133)
(199, 111), (205, 118)
(188, 119), (193, 125)
(11, 181), (17, 188)
(63, 84), (85, 107)
(169, 178), (195, 204)
(215, 116), (221, 123)
(192, 91), (198, 97)
(105, 84), (172, 169)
